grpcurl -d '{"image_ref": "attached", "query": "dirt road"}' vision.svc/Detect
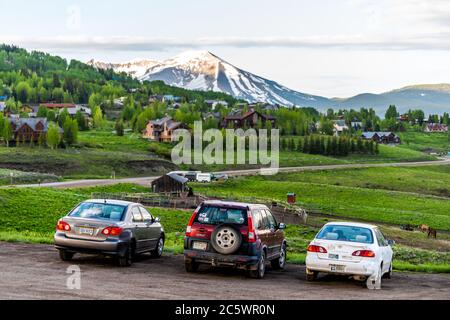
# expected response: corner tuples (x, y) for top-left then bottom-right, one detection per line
(4, 158), (450, 189)
(0, 242), (448, 300)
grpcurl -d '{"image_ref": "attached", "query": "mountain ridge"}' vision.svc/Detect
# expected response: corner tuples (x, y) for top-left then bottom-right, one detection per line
(88, 51), (450, 114)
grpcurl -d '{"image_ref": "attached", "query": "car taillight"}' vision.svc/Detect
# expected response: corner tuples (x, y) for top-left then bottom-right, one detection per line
(247, 212), (256, 243)
(307, 245), (327, 253)
(56, 220), (71, 232)
(101, 227), (123, 236)
(185, 208), (199, 237)
(352, 250), (375, 258)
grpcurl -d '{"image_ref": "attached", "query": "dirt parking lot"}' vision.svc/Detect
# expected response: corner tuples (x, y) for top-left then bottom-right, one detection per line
(0, 242), (449, 300)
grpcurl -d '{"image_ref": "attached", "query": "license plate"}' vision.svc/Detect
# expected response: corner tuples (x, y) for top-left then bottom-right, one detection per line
(192, 242), (207, 251)
(329, 254), (339, 260)
(330, 264), (345, 272)
(79, 227), (95, 236)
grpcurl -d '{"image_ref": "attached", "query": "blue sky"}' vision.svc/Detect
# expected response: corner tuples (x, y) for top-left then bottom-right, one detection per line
(2, 0), (450, 97)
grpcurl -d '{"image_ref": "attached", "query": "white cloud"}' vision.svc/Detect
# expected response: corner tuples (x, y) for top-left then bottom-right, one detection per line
(2, 32), (450, 52)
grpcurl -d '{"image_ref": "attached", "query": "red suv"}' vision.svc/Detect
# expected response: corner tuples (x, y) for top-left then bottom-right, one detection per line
(184, 200), (287, 279)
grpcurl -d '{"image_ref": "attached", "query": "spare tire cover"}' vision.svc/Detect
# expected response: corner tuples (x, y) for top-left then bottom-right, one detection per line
(211, 224), (243, 255)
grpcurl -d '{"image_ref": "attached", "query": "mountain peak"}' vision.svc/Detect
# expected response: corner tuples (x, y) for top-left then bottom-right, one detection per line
(167, 50), (221, 64)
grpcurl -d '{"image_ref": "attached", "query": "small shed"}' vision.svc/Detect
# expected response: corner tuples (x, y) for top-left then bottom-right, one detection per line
(151, 173), (189, 194)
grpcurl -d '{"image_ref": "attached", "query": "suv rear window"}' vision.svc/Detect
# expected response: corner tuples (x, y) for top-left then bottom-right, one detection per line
(196, 206), (247, 225)
(69, 202), (126, 221)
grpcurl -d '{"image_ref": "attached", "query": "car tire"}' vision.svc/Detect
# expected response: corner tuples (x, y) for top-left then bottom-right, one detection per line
(118, 243), (133, 267)
(185, 259), (199, 273)
(306, 269), (318, 282)
(271, 244), (286, 270)
(210, 224), (242, 255)
(59, 250), (74, 261)
(383, 263), (393, 279)
(249, 252), (266, 279)
(151, 237), (164, 258)
(366, 265), (382, 289)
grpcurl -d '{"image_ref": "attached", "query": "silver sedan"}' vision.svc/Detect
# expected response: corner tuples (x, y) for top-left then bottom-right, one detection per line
(54, 199), (165, 266)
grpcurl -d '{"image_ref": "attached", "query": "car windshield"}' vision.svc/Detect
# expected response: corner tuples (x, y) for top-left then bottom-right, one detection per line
(69, 202), (127, 221)
(316, 225), (374, 244)
(196, 206), (247, 225)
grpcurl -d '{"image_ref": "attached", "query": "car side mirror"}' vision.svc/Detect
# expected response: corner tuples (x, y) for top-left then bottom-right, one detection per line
(387, 239), (395, 246)
(153, 217), (161, 223)
(278, 223), (286, 230)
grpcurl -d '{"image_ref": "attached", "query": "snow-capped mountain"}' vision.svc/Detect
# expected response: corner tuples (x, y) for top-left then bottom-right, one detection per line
(88, 51), (333, 108)
(87, 58), (159, 79)
(88, 51), (450, 114)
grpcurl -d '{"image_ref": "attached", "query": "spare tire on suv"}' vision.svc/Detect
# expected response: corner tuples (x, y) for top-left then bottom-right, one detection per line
(210, 224), (242, 255)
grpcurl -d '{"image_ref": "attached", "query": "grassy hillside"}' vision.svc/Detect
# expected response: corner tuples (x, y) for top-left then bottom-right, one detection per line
(170, 143), (436, 172)
(0, 168), (60, 185)
(0, 127), (438, 183)
(399, 132), (449, 153)
(193, 166), (450, 230)
(269, 166), (450, 197)
(0, 129), (176, 180)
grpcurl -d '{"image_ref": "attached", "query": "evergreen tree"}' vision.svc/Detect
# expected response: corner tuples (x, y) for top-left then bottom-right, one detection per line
(75, 110), (88, 131)
(385, 105), (399, 120)
(302, 136), (310, 154)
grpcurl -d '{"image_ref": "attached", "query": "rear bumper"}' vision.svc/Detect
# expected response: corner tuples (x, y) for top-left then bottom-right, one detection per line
(184, 249), (260, 270)
(306, 253), (379, 276)
(54, 232), (128, 256)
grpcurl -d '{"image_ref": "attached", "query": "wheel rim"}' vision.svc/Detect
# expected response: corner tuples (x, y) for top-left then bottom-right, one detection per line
(158, 238), (164, 255)
(279, 248), (285, 267)
(215, 228), (237, 250)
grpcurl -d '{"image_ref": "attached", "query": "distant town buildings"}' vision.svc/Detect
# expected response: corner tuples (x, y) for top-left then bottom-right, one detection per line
(361, 132), (401, 144)
(424, 123), (448, 133)
(143, 116), (185, 142)
(205, 100), (228, 110)
(8, 117), (63, 143)
(333, 120), (349, 136)
(220, 108), (276, 129)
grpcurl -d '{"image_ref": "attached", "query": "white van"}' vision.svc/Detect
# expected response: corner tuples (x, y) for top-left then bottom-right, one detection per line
(196, 173), (212, 183)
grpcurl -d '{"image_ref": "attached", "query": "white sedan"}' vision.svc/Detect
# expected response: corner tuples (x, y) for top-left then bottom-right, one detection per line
(305, 222), (394, 289)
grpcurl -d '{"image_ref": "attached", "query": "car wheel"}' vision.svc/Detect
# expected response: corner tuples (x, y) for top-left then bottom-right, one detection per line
(151, 237), (164, 258)
(185, 259), (199, 273)
(271, 244), (286, 270)
(366, 265), (382, 289)
(59, 250), (74, 261)
(383, 263), (393, 279)
(249, 252), (266, 279)
(306, 269), (318, 282)
(118, 243), (133, 267)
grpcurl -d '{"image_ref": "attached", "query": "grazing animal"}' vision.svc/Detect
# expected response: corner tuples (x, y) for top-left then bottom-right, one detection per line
(427, 228), (437, 239)
(419, 224), (430, 233)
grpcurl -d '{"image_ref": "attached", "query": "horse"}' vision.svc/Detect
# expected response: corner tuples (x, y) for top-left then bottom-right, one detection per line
(427, 228), (437, 239)
(419, 224), (430, 233)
